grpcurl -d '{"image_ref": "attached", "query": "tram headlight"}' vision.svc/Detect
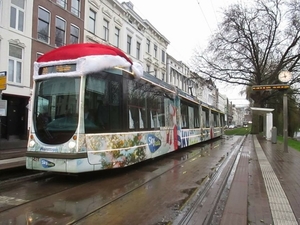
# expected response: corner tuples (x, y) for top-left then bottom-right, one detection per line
(29, 140), (35, 147)
(68, 141), (76, 149)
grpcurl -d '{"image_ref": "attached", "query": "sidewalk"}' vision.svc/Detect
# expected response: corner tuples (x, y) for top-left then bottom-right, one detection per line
(0, 138), (27, 168)
(220, 134), (300, 225)
(0, 138), (27, 150)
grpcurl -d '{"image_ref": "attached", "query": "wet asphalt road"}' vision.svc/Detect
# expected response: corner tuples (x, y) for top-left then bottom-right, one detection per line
(0, 136), (242, 225)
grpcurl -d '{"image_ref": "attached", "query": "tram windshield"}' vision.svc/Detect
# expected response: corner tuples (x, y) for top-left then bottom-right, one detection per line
(33, 77), (80, 144)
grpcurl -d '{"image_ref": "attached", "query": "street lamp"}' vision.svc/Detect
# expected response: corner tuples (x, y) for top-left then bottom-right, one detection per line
(278, 71), (292, 153)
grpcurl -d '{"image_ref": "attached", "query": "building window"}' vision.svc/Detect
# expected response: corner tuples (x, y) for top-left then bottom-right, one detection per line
(136, 41), (141, 60)
(154, 68), (157, 77)
(57, 0), (67, 9)
(154, 44), (157, 58)
(127, 35), (132, 54)
(146, 39), (150, 53)
(88, 9), (96, 34)
(37, 7), (50, 43)
(161, 50), (165, 63)
(162, 73), (165, 81)
(70, 24), (79, 44)
(71, 0), (80, 17)
(146, 65), (150, 72)
(8, 44), (22, 83)
(10, 0), (25, 32)
(103, 19), (109, 41)
(55, 16), (66, 47)
(170, 69), (173, 83)
(114, 27), (120, 47)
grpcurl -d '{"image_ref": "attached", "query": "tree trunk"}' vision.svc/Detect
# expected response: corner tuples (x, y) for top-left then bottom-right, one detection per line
(250, 101), (263, 134)
(251, 113), (260, 134)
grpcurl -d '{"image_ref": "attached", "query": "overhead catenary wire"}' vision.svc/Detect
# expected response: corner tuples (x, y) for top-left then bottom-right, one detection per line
(210, 1), (220, 28)
(195, 0), (213, 33)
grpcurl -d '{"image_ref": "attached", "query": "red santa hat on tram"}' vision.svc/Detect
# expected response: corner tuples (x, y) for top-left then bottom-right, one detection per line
(35, 43), (143, 78)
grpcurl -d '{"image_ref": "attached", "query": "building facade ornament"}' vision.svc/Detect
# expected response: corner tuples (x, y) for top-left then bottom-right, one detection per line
(145, 57), (152, 63)
(8, 39), (26, 47)
(88, 0), (100, 9)
(86, 35), (102, 44)
(102, 7), (112, 18)
(114, 17), (122, 26)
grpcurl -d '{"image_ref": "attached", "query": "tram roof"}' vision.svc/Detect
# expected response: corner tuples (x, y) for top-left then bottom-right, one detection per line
(142, 72), (199, 104)
(142, 72), (175, 91)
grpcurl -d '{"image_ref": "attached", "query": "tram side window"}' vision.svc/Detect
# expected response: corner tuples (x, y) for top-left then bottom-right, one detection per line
(202, 107), (210, 128)
(128, 79), (166, 130)
(157, 97), (165, 127)
(201, 110), (205, 128)
(109, 80), (122, 130)
(128, 107), (140, 130)
(211, 112), (214, 127)
(85, 72), (123, 133)
(220, 114), (225, 127)
(128, 79), (146, 130)
(188, 106), (194, 129)
(85, 74), (108, 133)
(181, 103), (188, 128)
(148, 89), (165, 129)
(181, 103), (199, 129)
(194, 107), (200, 128)
(212, 112), (219, 127)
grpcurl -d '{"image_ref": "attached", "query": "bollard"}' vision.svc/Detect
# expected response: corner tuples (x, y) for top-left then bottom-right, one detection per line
(271, 127), (277, 144)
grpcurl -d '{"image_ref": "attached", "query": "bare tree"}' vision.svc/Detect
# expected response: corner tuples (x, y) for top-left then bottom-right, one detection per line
(191, 0), (300, 133)
(191, 0), (300, 105)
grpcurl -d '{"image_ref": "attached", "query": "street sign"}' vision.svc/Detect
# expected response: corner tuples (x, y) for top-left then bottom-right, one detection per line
(252, 84), (290, 91)
(0, 71), (7, 90)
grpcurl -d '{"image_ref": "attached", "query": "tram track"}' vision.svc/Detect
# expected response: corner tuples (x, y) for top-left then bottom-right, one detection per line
(0, 136), (243, 224)
(0, 170), (48, 189)
(173, 135), (245, 225)
(0, 167), (136, 214)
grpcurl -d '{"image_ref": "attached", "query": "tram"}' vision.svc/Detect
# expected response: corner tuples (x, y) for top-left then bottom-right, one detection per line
(26, 43), (225, 173)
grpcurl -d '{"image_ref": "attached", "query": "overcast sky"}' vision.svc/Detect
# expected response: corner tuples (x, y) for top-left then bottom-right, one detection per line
(120, 0), (249, 105)
(127, 0), (242, 61)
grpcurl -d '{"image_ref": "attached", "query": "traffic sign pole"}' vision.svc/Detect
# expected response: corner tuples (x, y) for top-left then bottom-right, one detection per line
(0, 90), (2, 144)
(283, 92), (288, 152)
(0, 71), (6, 143)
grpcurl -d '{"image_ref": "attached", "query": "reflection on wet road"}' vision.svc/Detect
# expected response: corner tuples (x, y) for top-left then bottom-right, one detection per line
(0, 136), (242, 225)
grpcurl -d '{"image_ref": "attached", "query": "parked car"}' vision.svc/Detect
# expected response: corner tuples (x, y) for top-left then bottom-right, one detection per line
(228, 125), (235, 129)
